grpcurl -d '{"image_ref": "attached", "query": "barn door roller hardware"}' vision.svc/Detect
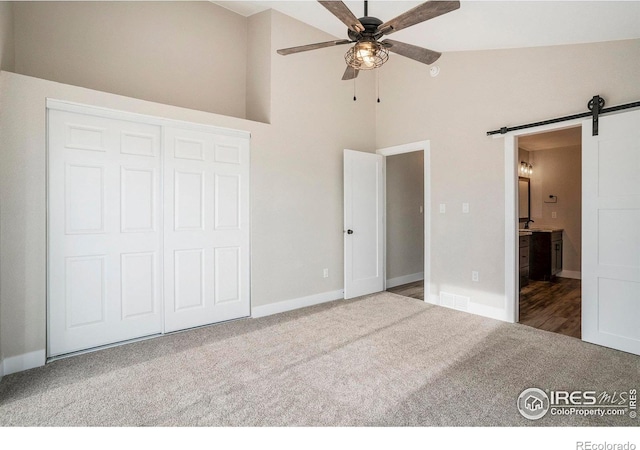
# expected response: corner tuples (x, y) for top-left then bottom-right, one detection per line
(487, 95), (640, 137)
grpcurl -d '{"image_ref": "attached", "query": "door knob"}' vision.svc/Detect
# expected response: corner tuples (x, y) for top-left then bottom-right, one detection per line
(347, 229), (354, 234)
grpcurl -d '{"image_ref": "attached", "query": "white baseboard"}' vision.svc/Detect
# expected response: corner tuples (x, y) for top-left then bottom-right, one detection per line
(386, 272), (424, 289)
(558, 270), (581, 280)
(429, 294), (510, 322)
(467, 301), (510, 322)
(251, 289), (344, 318)
(426, 294), (438, 306)
(2, 349), (46, 375)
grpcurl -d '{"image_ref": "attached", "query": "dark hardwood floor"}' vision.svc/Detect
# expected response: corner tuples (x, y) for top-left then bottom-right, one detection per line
(389, 277), (582, 339)
(387, 280), (424, 301)
(519, 278), (582, 339)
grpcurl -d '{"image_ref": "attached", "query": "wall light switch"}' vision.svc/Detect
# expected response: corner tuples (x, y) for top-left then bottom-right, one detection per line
(552, 212), (557, 219)
(462, 203), (470, 214)
(419, 206), (423, 214)
(439, 204), (446, 214)
(323, 268), (329, 278)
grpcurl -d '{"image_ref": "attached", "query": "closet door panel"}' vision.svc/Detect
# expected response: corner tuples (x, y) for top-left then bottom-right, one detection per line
(163, 127), (250, 332)
(48, 110), (163, 357)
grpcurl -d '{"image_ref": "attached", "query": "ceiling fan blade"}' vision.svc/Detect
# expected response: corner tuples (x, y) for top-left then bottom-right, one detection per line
(382, 39), (442, 65)
(277, 39), (352, 56)
(378, 1), (460, 35)
(342, 66), (359, 81)
(318, 1), (365, 33)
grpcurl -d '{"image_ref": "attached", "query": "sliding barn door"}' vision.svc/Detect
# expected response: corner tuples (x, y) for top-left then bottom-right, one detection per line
(48, 110), (163, 356)
(582, 109), (640, 355)
(163, 127), (250, 332)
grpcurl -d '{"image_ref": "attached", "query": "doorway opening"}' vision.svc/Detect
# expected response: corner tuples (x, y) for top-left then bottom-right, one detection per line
(374, 140), (430, 303)
(385, 150), (425, 301)
(516, 126), (582, 338)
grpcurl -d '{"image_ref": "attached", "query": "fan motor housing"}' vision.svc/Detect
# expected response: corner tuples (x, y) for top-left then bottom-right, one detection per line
(348, 16), (383, 40)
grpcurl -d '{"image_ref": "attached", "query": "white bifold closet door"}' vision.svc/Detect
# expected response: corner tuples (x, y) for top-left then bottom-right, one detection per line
(163, 127), (250, 332)
(48, 105), (250, 357)
(48, 110), (164, 356)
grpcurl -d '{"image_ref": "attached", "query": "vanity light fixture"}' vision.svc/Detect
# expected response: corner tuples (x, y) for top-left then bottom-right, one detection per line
(519, 161), (533, 177)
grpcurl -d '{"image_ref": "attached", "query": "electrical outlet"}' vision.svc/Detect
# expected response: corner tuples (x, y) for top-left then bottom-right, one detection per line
(462, 203), (469, 214)
(472, 271), (479, 282)
(439, 203), (446, 214)
(552, 212), (557, 219)
(323, 268), (329, 278)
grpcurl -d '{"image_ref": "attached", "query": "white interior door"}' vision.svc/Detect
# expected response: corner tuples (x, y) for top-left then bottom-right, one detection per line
(48, 110), (163, 356)
(344, 149), (384, 299)
(163, 127), (250, 332)
(582, 109), (640, 355)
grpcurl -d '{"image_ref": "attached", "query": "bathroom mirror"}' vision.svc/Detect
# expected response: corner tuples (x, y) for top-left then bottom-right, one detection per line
(518, 177), (530, 222)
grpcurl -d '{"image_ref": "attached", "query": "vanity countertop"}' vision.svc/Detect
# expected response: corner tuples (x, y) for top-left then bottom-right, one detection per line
(519, 227), (564, 233)
(519, 231), (533, 236)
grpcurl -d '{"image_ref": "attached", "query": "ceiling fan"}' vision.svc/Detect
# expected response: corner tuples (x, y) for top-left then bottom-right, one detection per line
(277, 0), (460, 80)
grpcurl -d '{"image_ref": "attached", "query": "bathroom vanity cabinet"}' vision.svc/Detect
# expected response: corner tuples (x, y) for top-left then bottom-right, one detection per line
(529, 231), (563, 281)
(519, 234), (531, 288)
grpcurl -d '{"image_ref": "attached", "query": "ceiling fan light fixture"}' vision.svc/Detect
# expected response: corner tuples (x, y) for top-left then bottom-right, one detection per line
(277, 1), (460, 80)
(345, 41), (389, 70)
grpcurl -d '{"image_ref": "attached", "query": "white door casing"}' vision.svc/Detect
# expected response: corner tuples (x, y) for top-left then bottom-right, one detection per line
(376, 140), (431, 303)
(582, 109), (640, 356)
(48, 110), (163, 356)
(344, 149), (384, 299)
(163, 127), (250, 332)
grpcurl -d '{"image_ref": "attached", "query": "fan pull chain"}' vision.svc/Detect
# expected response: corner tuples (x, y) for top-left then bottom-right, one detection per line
(376, 70), (381, 103)
(353, 77), (357, 101)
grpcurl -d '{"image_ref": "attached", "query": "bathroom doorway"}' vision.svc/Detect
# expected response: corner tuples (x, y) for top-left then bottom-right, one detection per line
(516, 126), (582, 338)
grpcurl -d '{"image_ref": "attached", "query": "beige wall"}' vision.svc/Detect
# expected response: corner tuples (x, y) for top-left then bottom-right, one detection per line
(529, 145), (582, 272)
(246, 10), (271, 123)
(261, 10), (375, 303)
(376, 39), (640, 309)
(13, 1), (248, 119)
(386, 151), (424, 281)
(0, 10), (375, 361)
(0, 2), (13, 71)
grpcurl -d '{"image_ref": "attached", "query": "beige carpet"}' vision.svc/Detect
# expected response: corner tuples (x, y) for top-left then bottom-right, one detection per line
(1, 292), (638, 426)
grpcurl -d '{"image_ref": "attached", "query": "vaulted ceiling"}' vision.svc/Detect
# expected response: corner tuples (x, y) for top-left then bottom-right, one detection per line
(213, 1), (640, 52)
